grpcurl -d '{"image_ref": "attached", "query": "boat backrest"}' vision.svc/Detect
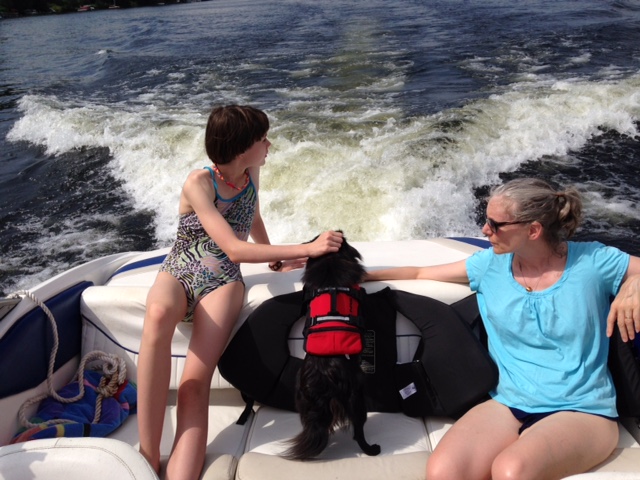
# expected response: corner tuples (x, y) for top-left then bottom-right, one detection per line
(80, 244), (478, 391)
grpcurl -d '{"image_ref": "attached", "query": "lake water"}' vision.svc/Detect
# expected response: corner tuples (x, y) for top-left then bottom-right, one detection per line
(1, 0), (640, 295)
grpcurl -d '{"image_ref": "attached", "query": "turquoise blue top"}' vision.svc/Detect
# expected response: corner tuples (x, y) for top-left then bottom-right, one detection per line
(466, 241), (630, 417)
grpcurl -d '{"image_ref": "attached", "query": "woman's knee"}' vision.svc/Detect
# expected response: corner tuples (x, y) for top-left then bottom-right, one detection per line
(426, 447), (466, 480)
(491, 451), (529, 480)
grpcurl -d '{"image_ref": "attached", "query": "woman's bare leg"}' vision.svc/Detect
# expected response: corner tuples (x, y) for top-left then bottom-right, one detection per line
(164, 281), (244, 480)
(426, 400), (521, 480)
(491, 411), (618, 480)
(138, 273), (188, 474)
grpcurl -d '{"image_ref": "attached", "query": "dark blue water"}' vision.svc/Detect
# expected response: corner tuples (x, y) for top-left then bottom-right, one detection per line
(1, 0), (640, 295)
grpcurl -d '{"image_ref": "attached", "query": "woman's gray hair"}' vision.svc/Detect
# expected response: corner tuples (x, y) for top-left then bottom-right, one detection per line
(491, 178), (583, 249)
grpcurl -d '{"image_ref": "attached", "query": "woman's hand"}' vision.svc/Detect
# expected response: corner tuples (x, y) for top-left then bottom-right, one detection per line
(274, 258), (307, 272)
(607, 274), (640, 341)
(307, 230), (343, 258)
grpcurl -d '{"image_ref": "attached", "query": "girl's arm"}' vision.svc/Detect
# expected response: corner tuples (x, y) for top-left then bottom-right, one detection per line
(607, 255), (640, 341)
(182, 169), (341, 263)
(365, 259), (469, 284)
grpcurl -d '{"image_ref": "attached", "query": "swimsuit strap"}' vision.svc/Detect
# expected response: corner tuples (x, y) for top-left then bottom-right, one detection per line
(204, 166), (220, 197)
(204, 166), (253, 202)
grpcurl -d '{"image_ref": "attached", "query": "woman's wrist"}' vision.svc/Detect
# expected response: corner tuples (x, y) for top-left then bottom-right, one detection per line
(269, 261), (283, 272)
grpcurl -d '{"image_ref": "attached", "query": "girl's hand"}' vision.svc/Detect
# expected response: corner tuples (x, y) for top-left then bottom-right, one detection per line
(608, 274), (640, 341)
(308, 230), (343, 258)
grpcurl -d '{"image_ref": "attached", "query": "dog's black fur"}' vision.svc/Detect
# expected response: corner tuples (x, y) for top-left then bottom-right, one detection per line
(283, 235), (381, 460)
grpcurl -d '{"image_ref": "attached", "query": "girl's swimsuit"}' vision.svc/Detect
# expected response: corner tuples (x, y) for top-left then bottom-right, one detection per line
(159, 166), (257, 322)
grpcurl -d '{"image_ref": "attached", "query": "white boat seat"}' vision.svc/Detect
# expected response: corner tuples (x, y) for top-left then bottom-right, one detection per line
(0, 437), (158, 480)
(75, 240), (640, 480)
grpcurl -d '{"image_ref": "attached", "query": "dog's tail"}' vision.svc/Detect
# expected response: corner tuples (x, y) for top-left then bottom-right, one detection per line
(282, 360), (343, 461)
(282, 421), (331, 461)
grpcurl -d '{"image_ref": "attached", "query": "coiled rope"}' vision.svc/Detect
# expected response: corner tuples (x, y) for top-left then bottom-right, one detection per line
(8, 290), (127, 429)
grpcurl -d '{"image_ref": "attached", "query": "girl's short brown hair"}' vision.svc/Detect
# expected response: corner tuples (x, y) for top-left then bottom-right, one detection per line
(205, 105), (269, 164)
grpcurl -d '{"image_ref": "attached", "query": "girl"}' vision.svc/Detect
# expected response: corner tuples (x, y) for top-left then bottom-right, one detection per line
(137, 105), (343, 479)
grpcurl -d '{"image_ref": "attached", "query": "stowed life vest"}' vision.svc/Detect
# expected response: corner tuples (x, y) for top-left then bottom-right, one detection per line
(219, 287), (640, 423)
(218, 287), (499, 423)
(303, 286), (365, 357)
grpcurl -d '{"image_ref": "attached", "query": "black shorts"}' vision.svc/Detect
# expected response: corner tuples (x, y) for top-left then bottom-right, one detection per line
(509, 407), (617, 434)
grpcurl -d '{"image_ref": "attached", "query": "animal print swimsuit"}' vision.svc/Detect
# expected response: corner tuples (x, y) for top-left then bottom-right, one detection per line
(159, 166), (256, 322)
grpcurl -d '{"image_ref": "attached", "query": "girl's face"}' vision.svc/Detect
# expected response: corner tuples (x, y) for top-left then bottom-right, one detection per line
(482, 196), (530, 254)
(242, 135), (271, 167)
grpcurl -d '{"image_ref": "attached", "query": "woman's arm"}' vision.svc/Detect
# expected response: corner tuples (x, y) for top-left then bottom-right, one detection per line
(182, 169), (342, 263)
(365, 259), (469, 284)
(607, 255), (640, 341)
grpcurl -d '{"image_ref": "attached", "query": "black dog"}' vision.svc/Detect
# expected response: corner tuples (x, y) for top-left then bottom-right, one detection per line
(283, 235), (381, 460)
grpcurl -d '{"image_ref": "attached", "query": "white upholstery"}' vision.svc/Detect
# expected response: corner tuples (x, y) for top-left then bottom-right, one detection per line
(0, 437), (158, 480)
(34, 239), (640, 479)
(107, 390), (251, 480)
(80, 239), (476, 388)
(244, 408), (429, 458)
(235, 452), (431, 480)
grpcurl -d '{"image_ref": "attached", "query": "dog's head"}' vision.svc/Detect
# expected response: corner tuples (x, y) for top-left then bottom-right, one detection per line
(302, 232), (365, 290)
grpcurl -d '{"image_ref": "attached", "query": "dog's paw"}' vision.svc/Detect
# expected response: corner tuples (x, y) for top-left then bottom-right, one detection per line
(363, 443), (381, 456)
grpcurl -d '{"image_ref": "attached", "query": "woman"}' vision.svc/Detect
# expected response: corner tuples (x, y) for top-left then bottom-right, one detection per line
(366, 178), (640, 480)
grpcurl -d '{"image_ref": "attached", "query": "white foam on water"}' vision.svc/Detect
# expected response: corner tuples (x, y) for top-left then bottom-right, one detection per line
(7, 72), (640, 248)
(0, 214), (125, 291)
(260, 73), (640, 242)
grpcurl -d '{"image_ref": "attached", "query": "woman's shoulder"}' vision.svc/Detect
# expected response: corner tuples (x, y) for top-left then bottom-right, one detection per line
(466, 245), (501, 273)
(568, 241), (628, 268)
(568, 240), (617, 256)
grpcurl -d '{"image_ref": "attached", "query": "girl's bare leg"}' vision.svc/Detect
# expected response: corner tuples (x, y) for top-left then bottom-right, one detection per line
(138, 273), (188, 474)
(164, 281), (244, 480)
(426, 400), (521, 480)
(491, 411), (618, 480)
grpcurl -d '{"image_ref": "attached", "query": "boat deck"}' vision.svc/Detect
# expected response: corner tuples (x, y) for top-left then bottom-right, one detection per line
(2, 239), (640, 479)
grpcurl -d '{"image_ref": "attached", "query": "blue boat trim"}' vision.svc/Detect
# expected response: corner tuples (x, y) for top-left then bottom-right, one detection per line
(82, 314), (186, 359)
(109, 254), (167, 280)
(0, 281), (93, 400)
(447, 237), (490, 249)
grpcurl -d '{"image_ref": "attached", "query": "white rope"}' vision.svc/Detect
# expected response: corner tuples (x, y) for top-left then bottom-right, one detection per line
(9, 290), (127, 429)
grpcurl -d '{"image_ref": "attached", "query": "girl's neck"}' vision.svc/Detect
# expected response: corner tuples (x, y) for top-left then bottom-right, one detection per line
(213, 163), (249, 191)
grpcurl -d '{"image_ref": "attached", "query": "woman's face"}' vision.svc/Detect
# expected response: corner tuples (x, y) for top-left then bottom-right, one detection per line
(482, 196), (530, 254)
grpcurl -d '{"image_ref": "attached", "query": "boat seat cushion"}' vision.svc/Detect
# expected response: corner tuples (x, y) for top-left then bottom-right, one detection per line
(80, 239), (481, 390)
(235, 451), (430, 480)
(245, 407), (431, 457)
(79, 277), (440, 391)
(107, 390), (251, 480)
(0, 437), (158, 480)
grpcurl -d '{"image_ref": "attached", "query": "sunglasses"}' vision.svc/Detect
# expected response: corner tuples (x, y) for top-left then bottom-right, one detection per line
(485, 217), (528, 233)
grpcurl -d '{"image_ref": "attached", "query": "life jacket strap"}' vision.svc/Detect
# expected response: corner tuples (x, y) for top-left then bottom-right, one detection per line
(304, 285), (365, 356)
(307, 286), (364, 328)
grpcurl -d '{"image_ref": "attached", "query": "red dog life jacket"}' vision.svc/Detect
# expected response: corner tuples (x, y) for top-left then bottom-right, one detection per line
(303, 286), (365, 356)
